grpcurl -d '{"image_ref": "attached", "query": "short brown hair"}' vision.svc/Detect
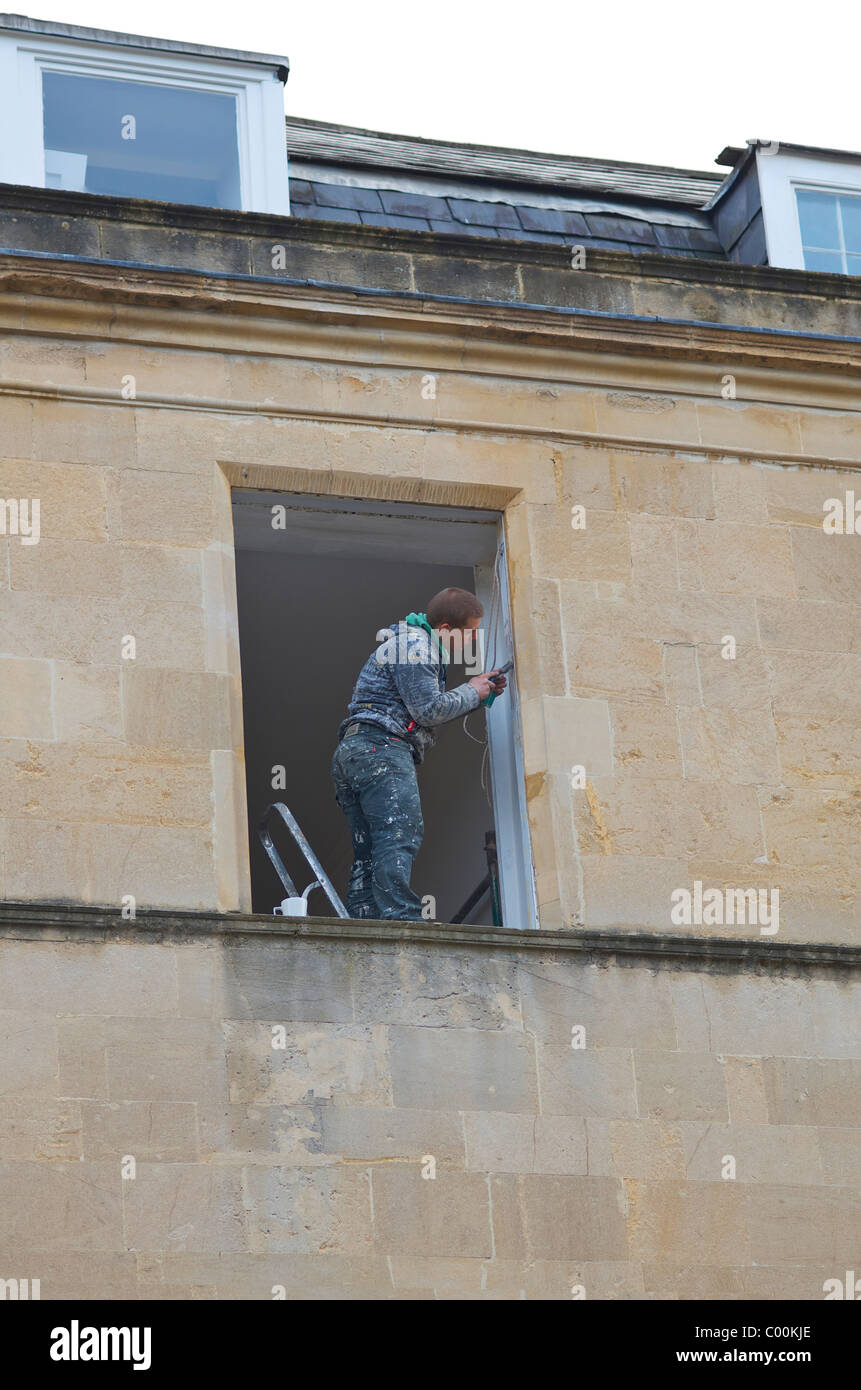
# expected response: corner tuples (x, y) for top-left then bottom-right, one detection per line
(426, 587), (484, 629)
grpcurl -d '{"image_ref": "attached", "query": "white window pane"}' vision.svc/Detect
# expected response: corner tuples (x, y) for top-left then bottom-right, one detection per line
(42, 71), (241, 209)
(839, 196), (861, 254)
(796, 190), (839, 250)
(802, 248), (844, 273)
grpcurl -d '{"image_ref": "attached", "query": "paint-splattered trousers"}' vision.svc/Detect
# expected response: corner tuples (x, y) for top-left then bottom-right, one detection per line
(331, 724), (425, 921)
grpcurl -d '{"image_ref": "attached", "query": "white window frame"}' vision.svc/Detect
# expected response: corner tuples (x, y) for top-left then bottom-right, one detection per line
(475, 533), (538, 931)
(756, 147), (861, 271)
(231, 489), (539, 930)
(0, 29), (290, 215)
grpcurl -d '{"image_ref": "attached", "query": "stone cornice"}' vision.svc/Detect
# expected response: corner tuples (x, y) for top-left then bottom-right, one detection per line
(0, 901), (856, 974)
(1, 251), (861, 372)
(2, 253), (861, 436)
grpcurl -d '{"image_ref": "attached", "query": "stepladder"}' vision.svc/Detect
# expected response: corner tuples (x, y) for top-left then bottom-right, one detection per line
(258, 801), (348, 918)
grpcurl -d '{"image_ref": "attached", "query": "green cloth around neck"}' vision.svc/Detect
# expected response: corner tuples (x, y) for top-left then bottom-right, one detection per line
(403, 611), (495, 705)
(404, 611), (448, 663)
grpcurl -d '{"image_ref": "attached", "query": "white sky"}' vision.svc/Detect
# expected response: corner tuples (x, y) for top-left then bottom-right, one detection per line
(19, 0), (861, 172)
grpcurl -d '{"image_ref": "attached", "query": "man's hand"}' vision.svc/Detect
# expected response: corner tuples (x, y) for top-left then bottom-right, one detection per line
(469, 670), (508, 700)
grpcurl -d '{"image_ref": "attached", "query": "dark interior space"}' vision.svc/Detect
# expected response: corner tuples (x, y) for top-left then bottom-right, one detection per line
(233, 494), (498, 924)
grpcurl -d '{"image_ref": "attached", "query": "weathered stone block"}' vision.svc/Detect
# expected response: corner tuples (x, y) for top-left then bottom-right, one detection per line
(724, 1057), (769, 1124)
(681, 1120), (822, 1184)
(0, 740), (212, 827)
(696, 399), (802, 456)
(31, 400), (135, 467)
(573, 775), (763, 861)
(568, 632), (664, 701)
(123, 668), (234, 750)
(766, 466), (859, 526)
(580, 853), (689, 929)
(671, 974), (816, 1057)
(816, 1127), (861, 1186)
(319, 1105), (464, 1165)
(629, 514), (679, 588)
(389, 1026), (538, 1113)
(0, 1159), (122, 1250)
(9, 538), (121, 597)
(745, 1183), (861, 1264)
(626, 1179), (748, 1264)
(762, 1058), (861, 1127)
(225, 1021), (390, 1107)
(53, 663), (123, 743)
(0, 1097), (82, 1160)
(712, 459), (769, 523)
(82, 1100), (199, 1162)
(760, 786), (860, 872)
(350, 945), (522, 1030)
(635, 1052), (729, 1122)
(541, 695), (612, 777)
(530, 505), (632, 583)
(594, 391), (700, 445)
(535, 1045), (638, 1118)
(197, 1101), (323, 1165)
(106, 1019), (228, 1104)
(610, 699), (684, 779)
(677, 705), (781, 785)
(491, 1173), (627, 1260)
(107, 467), (215, 546)
(663, 642), (702, 706)
(695, 521), (796, 597)
(0, 457), (107, 539)
(4, 820), (217, 909)
(243, 1164), (373, 1254)
(758, 597), (861, 654)
(610, 1120), (686, 1179)
(609, 451), (715, 518)
(519, 957), (676, 1048)
(790, 525), (861, 605)
(463, 1111), (588, 1175)
(0, 1011), (59, 1100)
(219, 943), (354, 1024)
(0, 657), (53, 738)
(124, 1163), (246, 1253)
(1, 942), (176, 1017)
(368, 1167), (491, 1258)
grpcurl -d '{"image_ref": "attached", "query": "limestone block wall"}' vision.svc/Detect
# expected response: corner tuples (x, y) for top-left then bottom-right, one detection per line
(0, 251), (859, 941)
(510, 448), (861, 939)
(0, 913), (856, 1300)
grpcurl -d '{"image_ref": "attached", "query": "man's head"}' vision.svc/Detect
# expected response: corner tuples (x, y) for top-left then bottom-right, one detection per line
(426, 587), (483, 662)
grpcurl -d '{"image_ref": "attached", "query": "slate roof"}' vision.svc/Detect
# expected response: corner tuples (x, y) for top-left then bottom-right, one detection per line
(285, 117), (722, 205)
(286, 117), (728, 259)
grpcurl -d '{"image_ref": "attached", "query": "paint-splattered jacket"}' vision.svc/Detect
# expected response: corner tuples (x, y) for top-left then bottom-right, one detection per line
(337, 619), (481, 763)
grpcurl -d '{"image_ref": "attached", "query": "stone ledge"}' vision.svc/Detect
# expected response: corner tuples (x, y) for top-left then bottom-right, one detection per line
(0, 900), (856, 973)
(3, 181), (861, 301)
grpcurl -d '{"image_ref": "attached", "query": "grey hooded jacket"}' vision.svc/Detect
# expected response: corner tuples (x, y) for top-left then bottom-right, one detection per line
(337, 620), (481, 763)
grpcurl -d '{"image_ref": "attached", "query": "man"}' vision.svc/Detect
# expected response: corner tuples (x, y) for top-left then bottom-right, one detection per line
(331, 587), (507, 921)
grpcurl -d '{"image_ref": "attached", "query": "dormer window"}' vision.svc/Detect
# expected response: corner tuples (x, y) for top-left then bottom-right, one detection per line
(755, 144), (861, 272)
(0, 14), (290, 214)
(42, 72), (242, 208)
(795, 189), (861, 275)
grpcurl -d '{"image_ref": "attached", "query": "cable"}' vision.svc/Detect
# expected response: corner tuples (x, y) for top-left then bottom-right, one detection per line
(461, 540), (505, 808)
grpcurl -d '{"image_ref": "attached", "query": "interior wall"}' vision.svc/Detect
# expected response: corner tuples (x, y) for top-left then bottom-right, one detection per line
(234, 548), (495, 922)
